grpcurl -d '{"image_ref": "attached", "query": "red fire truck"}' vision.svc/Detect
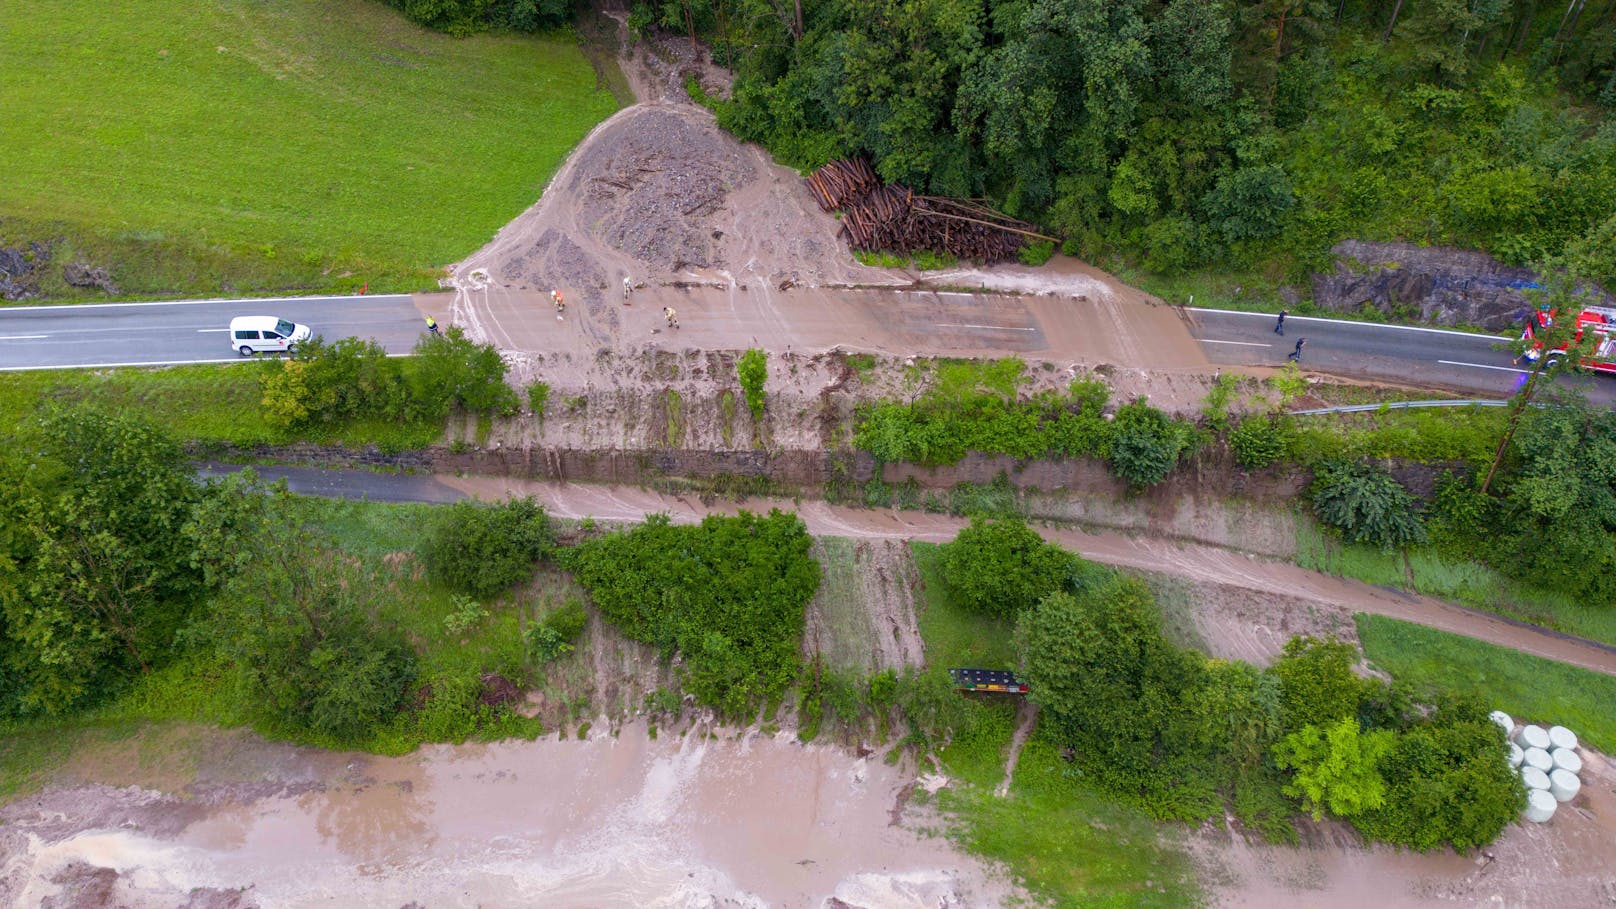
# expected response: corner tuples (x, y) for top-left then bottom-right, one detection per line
(1520, 306), (1616, 375)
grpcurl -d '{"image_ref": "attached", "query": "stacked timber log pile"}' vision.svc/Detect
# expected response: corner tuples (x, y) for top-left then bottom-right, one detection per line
(805, 157), (879, 211)
(805, 158), (1056, 264)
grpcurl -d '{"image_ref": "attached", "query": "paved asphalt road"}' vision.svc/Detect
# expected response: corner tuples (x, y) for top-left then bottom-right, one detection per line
(0, 294), (424, 370)
(1186, 307), (1616, 406)
(197, 462), (466, 503)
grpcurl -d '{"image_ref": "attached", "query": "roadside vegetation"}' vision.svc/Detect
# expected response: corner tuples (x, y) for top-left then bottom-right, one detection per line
(0, 326), (514, 451)
(1, 0), (617, 300)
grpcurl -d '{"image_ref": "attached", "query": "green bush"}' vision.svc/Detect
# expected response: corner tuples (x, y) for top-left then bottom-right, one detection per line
(410, 326), (518, 418)
(1107, 399), (1195, 487)
(564, 510), (819, 717)
(1309, 460), (1427, 550)
(1016, 576), (1246, 821)
(262, 336), (407, 428)
(1348, 700), (1523, 851)
(1269, 637), (1364, 732)
(1272, 717), (1394, 821)
(419, 497), (555, 599)
(738, 348), (767, 425)
(1231, 415), (1292, 468)
(527, 381), (550, 419)
(940, 516), (1075, 618)
(208, 535), (418, 743)
(1018, 239), (1055, 266)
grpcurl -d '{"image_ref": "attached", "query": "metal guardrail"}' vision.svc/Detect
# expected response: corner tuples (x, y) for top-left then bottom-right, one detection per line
(1290, 399), (1509, 415)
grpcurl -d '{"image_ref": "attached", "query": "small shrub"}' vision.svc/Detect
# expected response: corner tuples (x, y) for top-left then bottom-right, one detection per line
(526, 381), (550, 419)
(1200, 373), (1239, 432)
(408, 326), (518, 418)
(1231, 415), (1292, 468)
(912, 249), (957, 270)
(1309, 460), (1427, 551)
(1018, 239), (1055, 266)
(420, 497), (556, 598)
(442, 595), (490, 636)
(1107, 399), (1194, 488)
(1269, 362), (1309, 406)
(941, 516), (1075, 618)
(738, 348), (767, 425)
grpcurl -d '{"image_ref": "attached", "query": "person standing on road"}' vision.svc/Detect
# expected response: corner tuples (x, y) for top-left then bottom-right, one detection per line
(551, 289), (565, 320)
(663, 306), (679, 330)
(1274, 309), (1287, 336)
(1288, 337), (1307, 363)
(623, 276), (633, 304)
(425, 315), (439, 336)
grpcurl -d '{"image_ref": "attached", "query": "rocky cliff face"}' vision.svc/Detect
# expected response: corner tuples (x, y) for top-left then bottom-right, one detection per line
(1311, 239), (1545, 331)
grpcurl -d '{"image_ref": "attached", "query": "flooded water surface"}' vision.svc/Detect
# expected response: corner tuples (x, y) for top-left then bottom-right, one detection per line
(1, 724), (1004, 908)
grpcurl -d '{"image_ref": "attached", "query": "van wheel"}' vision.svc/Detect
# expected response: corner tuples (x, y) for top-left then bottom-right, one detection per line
(237, 345), (255, 357)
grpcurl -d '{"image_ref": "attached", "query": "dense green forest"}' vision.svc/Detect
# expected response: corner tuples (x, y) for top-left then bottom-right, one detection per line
(634, 0), (1616, 286)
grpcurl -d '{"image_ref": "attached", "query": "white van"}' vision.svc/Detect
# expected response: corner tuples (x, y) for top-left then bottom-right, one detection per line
(229, 316), (312, 356)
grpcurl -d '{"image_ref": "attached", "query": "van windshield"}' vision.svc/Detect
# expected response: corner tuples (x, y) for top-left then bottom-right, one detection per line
(275, 319), (297, 337)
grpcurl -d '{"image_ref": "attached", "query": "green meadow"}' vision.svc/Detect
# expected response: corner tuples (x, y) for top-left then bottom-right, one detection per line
(0, 0), (618, 299)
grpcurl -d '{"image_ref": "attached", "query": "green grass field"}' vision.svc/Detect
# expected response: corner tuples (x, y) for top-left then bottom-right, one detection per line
(1356, 613), (1616, 755)
(0, 363), (442, 450)
(1, 0), (619, 299)
(908, 541), (1199, 907)
(1298, 521), (1616, 648)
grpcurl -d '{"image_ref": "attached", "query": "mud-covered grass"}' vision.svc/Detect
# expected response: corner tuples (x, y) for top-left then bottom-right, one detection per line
(0, 364), (441, 450)
(3, 0), (617, 300)
(1299, 521), (1616, 647)
(909, 541), (1200, 907)
(1357, 614), (1616, 754)
(807, 538), (878, 675)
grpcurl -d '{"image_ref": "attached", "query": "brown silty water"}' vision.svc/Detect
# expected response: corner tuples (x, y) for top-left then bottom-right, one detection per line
(2, 724), (1008, 908)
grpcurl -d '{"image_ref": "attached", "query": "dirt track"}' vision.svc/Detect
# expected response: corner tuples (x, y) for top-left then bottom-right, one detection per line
(439, 477), (1616, 679)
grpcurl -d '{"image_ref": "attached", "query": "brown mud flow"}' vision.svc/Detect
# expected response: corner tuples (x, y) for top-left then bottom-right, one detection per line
(0, 724), (1011, 908)
(434, 13), (1208, 380)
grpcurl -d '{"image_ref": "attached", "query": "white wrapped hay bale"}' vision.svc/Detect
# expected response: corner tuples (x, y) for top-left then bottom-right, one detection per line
(1549, 768), (1582, 803)
(1548, 725), (1578, 751)
(1518, 725), (1552, 750)
(1523, 747), (1554, 773)
(1507, 743), (1524, 768)
(1524, 788), (1558, 823)
(1551, 747), (1583, 775)
(1522, 766), (1551, 791)
(1490, 710), (1514, 737)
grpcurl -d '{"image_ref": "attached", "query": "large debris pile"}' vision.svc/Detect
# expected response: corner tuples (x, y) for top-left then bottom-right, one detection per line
(806, 158), (1056, 264)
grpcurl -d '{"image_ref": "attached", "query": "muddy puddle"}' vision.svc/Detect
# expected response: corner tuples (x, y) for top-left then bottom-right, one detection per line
(1, 724), (1007, 909)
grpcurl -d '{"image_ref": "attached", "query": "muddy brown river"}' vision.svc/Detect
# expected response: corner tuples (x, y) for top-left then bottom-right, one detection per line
(2, 723), (1007, 908)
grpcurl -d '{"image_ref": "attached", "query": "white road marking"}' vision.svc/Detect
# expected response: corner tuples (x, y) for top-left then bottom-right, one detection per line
(936, 292), (976, 298)
(1437, 359), (1530, 374)
(1188, 307), (1509, 341)
(0, 334), (48, 340)
(196, 328), (230, 333)
(934, 323), (1037, 332)
(0, 293), (411, 313)
(1201, 339), (1273, 348)
(0, 352), (414, 372)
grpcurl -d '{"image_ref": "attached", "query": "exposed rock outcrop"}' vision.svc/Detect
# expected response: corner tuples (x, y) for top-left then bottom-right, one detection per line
(1311, 239), (1545, 330)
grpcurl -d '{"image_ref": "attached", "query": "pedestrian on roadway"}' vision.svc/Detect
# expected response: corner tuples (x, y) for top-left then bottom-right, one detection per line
(552, 289), (564, 320)
(663, 306), (679, 330)
(425, 315), (439, 336)
(623, 276), (633, 304)
(1288, 337), (1307, 363)
(1274, 309), (1287, 336)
